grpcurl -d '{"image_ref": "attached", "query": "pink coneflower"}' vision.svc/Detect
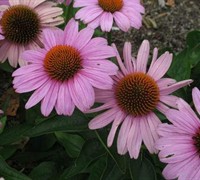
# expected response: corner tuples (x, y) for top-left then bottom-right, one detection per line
(74, 0), (144, 32)
(12, 19), (118, 117)
(88, 40), (193, 159)
(0, 0), (64, 67)
(155, 87), (200, 180)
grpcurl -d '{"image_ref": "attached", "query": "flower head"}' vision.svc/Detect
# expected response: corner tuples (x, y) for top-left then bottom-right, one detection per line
(0, 0), (64, 67)
(12, 19), (118, 117)
(88, 40), (192, 159)
(74, 0), (144, 32)
(156, 87), (200, 180)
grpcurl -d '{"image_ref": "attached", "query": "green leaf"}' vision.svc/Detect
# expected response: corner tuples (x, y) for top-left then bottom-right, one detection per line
(129, 156), (157, 180)
(0, 110), (88, 145)
(60, 139), (106, 179)
(187, 45), (200, 67)
(11, 147), (68, 164)
(0, 61), (14, 73)
(55, 132), (85, 158)
(0, 155), (31, 180)
(0, 124), (32, 146)
(27, 134), (57, 151)
(186, 30), (200, 48)
(26, 111), (88, 137)
(88, 155), (107, 180)
(167, 49), (191, 81)
(101, 156), (125, 180)
(0, 145), (17, 160)
(29, 162), (57, 180)
(0, 116), (7, 134)
(95, 130), (127, 173)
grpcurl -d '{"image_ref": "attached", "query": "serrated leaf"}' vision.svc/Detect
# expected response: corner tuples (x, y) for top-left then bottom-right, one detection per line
(0, 155), (31, 180)
(55, 132), (85, 158)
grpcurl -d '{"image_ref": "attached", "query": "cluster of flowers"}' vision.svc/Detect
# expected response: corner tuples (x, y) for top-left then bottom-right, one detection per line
(0, 0), (199, 179)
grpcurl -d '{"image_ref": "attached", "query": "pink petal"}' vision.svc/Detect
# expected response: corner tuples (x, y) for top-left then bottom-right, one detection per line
(140, 115), (157, 154)
(80, 68), (114, 90)
(176, 98), (200, 126)
(107, 111), (124, 147)
(89, 108), (118, 129)
(148, 52), (172, 81)
(74, 27), (94, 50)
(160, 80), (193, 95)
(162, 155), (196, 180)
(127, 117), (142, 159)
(157, 78), (176, 90)
(123, 42), (134, 73)
(86, 100), (116, 113)
(64, 18), (79, 45)
(112, 43), (128, 75)
(165, 109), (198, 133)
(100, 12), (113, 32)
(192, 87), (200, 116)
(159, 95), (179, 108)
(136, 40), (150, 73)
(113, 11), (131, 32)
(55, 82), (75, 116)
(41, 81), (59, 116)
(25, 79), (52, 109)
(117, 115), (132, 155)
(68, 74), (95, 112)
(94, 88), (114, 103)
(82, 59), (118, 75)
(42, 29), (57, 50)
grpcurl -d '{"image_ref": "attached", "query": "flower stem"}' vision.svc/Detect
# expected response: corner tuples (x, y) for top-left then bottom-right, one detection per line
(107, 31), (112, 45)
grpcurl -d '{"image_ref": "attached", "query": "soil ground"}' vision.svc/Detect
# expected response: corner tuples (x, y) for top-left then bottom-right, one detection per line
(113, 0), (200, 54)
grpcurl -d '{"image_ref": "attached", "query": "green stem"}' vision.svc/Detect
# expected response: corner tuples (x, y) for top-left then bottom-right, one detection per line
(107, 30), (112, 45)
(95, 130), (125, 173)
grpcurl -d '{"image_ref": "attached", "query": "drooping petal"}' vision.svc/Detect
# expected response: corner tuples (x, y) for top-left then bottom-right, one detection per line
(117, 115), (132, 155)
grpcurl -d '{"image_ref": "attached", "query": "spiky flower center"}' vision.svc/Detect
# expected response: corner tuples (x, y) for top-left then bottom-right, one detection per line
(98, 0), (123, 13)
(1, 5), (40, 45)
(193, 130), (200, 153)
(115, 72), (160, 116)
(44, 45), (82, 82)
